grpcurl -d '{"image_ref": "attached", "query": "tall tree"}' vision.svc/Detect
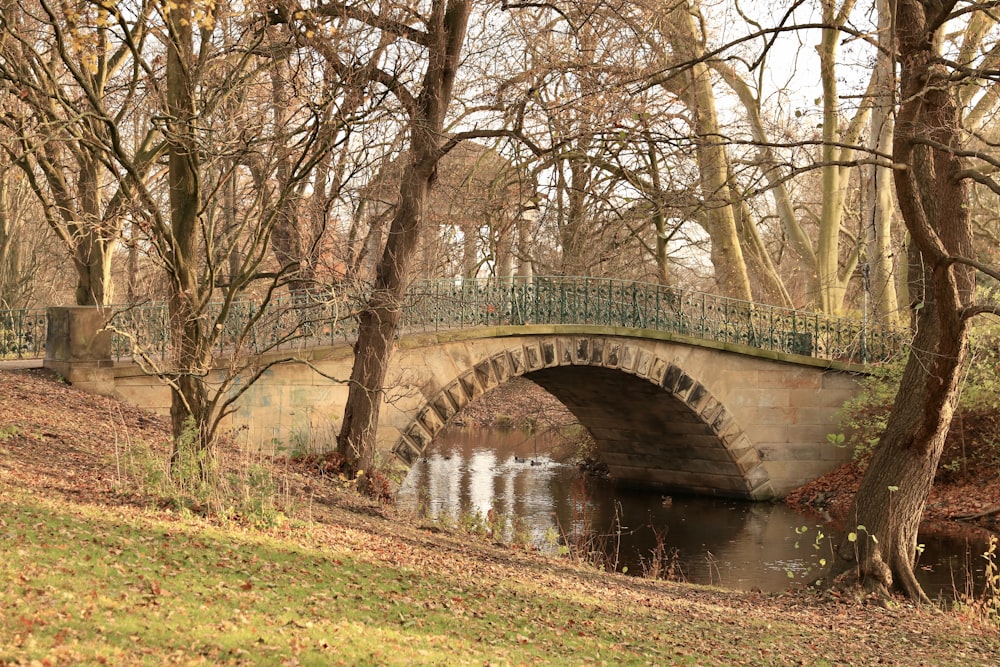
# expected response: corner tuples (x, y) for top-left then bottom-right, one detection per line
(830, 0), (1000, 601)
(0, 0), (158, 305)
(862, 0), (902, 324)
(146, 1), (346, 467)
(281, 0), (473, 474)
(1, 1), (349, 467)
(662, 1), (752, 300)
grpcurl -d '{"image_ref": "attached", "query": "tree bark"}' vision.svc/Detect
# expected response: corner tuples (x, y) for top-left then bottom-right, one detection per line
(672, 4), (752, 300)
(863, 0), (901, 325)
(164, 0), (212, 473)
(831, 0), (976, 601)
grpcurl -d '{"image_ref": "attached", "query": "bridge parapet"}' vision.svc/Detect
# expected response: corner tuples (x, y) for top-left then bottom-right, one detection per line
(403, 278), (905, 364)
(3, 277), (907, 366)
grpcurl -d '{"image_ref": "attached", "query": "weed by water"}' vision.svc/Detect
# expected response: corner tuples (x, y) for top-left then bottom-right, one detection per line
(553, 480), (626, 573)
(459, 509), (489, 538)
(639, 525), (685, 582)
(954, 535), (1000, 627)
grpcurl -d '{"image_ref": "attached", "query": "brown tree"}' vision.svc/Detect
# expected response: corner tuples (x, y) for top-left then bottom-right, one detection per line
(830, 0), (1000, 601)
(280, 1), (473, 473)
(0, 0), (159, 306)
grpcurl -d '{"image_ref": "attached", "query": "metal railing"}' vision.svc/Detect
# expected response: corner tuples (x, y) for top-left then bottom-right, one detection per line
(0, 308), (47, 360)
(0, 277), (908, 365)
(105, 294), (363, 362)
(403, 277), (905, 364)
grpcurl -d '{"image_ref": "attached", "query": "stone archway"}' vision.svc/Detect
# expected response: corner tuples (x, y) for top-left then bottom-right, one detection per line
(391, 335), (774, 500)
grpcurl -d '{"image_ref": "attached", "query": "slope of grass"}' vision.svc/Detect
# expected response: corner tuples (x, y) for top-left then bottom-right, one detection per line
(2, 488), (998, 666)
(2, 367), (999, 666)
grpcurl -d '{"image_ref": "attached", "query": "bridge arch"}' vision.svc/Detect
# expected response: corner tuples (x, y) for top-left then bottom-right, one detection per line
(390, 334), (775, 500)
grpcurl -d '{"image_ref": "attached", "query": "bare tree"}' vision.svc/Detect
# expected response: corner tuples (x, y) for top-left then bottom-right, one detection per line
(829, 0), (1000, 602)
(270, 1), (473, 474)
(0, 0), (162, 305)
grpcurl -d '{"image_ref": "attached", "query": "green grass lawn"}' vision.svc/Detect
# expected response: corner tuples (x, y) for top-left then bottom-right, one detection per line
(0, 494), (695, 665)
(2, 490), (998, 666)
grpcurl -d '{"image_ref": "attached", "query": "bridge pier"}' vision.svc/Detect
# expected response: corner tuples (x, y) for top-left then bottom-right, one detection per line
(43, 306), (116, 396)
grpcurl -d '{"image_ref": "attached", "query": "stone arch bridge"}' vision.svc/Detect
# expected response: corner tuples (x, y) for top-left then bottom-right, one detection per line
(28, 278), (903, 500)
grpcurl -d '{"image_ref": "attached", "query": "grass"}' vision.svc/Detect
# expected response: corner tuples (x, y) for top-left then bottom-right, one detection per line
(1, 493), (701, 665)
(2, 490), (998, 666)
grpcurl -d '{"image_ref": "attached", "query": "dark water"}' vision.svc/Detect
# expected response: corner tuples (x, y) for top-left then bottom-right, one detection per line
(397, 427), (992, 598)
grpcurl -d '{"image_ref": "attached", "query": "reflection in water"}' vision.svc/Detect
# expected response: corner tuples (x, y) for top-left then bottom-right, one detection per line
(397, 427), (990, 597)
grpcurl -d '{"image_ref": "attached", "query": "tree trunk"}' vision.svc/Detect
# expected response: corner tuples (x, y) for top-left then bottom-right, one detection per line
(516, 215), (534, 280)
(816, 1), (852, 314)
(338, 163), (431, 473)
(337, 0), (472, 474)
(164, 0), (212, 473)
(864, 0), (900, 325)
(557, 157), (592, 276)
(713, 60), (818, 304)
(833, 304), (966, 600)
(0, 177), (23, 309)
(676, 9), (751, 301)
(830, 0), (975, 602)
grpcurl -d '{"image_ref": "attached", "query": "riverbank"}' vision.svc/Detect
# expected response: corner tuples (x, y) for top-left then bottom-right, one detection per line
(2, 368), (999, 665)
(784, 409), (1000, 534)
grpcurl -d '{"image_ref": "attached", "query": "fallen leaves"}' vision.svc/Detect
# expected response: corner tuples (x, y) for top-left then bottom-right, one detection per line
(2, 367), (1000, 666)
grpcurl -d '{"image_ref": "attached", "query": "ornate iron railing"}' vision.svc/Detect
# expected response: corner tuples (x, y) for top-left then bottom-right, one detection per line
(0, 278), (907, 365)
(105, 294), (363, 362)
(0, 308), (47, 360)
(403, 277), (905, 364)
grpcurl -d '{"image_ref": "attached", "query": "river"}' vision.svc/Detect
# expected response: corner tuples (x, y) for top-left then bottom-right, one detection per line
(397, 426), (990, 599)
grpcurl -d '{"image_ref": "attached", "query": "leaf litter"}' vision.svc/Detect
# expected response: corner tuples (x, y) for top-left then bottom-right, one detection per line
(1, 367), (999, 665)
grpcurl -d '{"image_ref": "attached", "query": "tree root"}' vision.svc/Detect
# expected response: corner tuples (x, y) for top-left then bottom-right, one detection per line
(891, 549), (930, 605)
(828, 542), (931, 604)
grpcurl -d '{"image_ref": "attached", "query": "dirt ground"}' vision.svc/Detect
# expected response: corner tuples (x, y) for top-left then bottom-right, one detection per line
(784, 412), (1000, 534)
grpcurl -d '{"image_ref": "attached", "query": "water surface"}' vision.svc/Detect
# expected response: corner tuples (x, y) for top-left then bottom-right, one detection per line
(397, 427), (990, 598)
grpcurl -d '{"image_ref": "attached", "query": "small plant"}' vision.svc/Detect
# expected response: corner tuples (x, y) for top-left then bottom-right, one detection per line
(551, 483), (623, 573)
(459, 510), (488, 537)
(510, 514), (533, 548)
(574, 436), (609, 478)
(788, 524), (837, 584)
(113, 417), (291, 528)
(639, 525), (685, 582)
(224, 464), (286, 529)
(487, 508), (509, 543)
(954, 535), (1000, 627)
(494, 414), (514, 429)
(521, 415), (537, 434)
(276, 428), (313, 459)
(846, 525), (877, 545)
(0, 424), (22, 441)
(543, 525), (564, 554)
(357, 469), (393, 503)
(837, 356), (905, 461)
